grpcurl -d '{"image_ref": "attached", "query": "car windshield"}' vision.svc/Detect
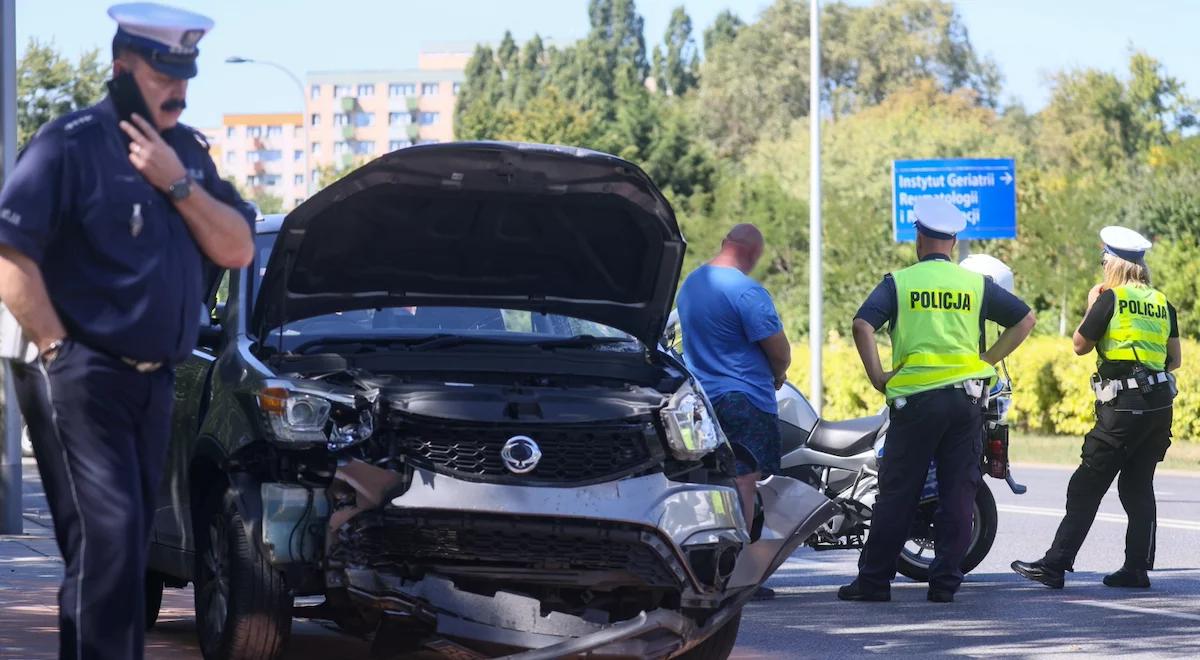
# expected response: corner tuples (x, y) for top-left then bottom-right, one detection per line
(252, 231), (637, 351)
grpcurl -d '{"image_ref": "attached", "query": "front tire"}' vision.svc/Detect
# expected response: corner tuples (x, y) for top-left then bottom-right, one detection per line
(895, 482), (998, 582)
(194, 490), (292, 660)
(675, 611), (742, 660)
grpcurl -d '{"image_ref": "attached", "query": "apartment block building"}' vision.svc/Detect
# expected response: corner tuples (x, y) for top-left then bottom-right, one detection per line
(306, 45), (469, 172)
(209, 112), (308, 209)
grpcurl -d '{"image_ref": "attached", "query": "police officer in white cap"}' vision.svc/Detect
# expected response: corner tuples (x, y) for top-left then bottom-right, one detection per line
(840, 197), (1036, 603)
(0, 3), (253, 657)
(1013, 226), (1180, 590)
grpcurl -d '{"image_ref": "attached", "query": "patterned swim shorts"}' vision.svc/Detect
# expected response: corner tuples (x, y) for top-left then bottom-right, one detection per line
(712, 391), (782, 477)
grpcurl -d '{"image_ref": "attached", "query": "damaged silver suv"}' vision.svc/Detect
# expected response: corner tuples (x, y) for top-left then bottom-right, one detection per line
(147, 142), (837, 659)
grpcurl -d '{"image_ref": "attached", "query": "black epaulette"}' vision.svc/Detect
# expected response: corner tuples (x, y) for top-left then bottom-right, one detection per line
(180, 123), (210, 151)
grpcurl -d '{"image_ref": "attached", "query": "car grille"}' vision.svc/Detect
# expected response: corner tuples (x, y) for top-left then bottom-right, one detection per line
(334, 511), (688, 590)
(385, 417), (663, 485)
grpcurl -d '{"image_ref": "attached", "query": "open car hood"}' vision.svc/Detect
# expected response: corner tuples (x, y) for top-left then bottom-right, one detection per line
(252, 142), (686, 347)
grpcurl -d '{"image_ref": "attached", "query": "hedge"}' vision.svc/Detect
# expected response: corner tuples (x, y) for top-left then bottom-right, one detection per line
(787, 336), (1199, 442)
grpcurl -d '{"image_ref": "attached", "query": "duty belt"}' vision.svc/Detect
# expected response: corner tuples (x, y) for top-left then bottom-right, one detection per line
(120, 356), (164, 373)
(1091, 372), (1172, 403)
(893, 379), (986, 410)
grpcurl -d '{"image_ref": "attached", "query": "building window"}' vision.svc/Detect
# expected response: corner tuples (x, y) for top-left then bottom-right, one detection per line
(224, 150), (237, 163)
(293, 125), (302, 138)
(416, 139), (441, 145)
(452, 82), (461, 95)
(311, 169), (319, 183)
(262, 150), (283, 162)
(293, 149), (303, 162)
(333, 113), (349, 126)
(352, 141), (375, 156)
(357, 84), (375, 97)
(389, 83), (415, 97)
(294, 197), (305, 207)
(388, 139), (411, 151)
(294, 174), (304, 185)
(333, 84), (352, 98)
(388, 112), (411, 126)
(246, 175), (258, 187)
(310, 113), (320, 126)
(352, 112), (374, 127)
(418, 112), (439, 125)
(247, 151), (260, 163)
(310, 84), (320, 99)
(266, 125), (282, 137)
(311, 142), (321, 155)
(262, 174), (281, 186)
(333, 141), (348, 155)
(225, 126), (236, 138)
(421, 83), (439, 96)
(246, 125), (263, 138)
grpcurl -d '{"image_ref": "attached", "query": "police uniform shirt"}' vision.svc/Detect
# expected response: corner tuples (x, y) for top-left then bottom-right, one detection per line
(0, 96), (255, 365)
(1078, 289), (1179, 380)
(855, 253), (1032, 332)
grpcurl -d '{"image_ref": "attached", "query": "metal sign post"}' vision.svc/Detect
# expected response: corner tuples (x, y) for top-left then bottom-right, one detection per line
(0, 0), (21, 535)
(808, 0), (823, 414)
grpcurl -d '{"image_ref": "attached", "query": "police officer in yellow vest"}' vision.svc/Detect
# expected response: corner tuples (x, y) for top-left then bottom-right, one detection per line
(840, 198), (1036, 603)
(1013, 226), (1180, 590)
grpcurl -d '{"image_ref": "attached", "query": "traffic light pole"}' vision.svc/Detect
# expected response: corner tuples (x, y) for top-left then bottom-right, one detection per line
(0, 0), (22, 535)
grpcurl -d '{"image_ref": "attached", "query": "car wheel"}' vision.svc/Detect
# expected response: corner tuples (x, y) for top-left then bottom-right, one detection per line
(674, 611), (742, 660)
(194, 489), (292, 660)
(145, 571), (164, 630)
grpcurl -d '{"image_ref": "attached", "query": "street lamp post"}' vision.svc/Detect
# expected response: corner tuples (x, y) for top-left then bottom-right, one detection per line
(225, 56), (311, 197)
(809, 0), (823, 414)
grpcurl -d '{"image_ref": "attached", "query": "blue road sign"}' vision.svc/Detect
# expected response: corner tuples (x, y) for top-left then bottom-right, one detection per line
(892, 158), (1017, 242)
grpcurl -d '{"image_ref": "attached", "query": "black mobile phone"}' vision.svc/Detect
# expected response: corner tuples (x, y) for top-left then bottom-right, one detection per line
(107, 72), (156, 135)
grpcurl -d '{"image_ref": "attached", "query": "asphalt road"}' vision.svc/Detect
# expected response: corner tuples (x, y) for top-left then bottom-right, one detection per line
(5, 461), (1199, 659)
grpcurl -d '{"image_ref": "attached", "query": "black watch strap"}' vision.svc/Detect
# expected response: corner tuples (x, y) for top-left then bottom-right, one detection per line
(169, 176), (192, 201)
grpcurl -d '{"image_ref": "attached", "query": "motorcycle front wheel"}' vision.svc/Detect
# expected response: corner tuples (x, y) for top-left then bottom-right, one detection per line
(894, 481), (998, 582)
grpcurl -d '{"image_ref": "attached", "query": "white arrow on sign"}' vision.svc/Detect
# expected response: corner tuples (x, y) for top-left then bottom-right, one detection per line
(1001, 172), (1014, 185)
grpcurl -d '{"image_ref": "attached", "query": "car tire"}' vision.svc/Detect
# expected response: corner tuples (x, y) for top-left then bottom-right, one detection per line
(895, 482), (998, 582)
(194, 489), (292, 660)
(674, 611), (742, 660)
(145, 571), (164, 630)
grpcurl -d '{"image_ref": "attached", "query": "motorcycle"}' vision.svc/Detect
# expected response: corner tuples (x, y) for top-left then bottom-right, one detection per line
(776, 371), (1027, 580)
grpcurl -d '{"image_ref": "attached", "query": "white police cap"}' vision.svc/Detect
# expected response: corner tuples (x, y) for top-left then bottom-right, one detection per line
(960, 253), (1014, 294)
(1100, 225), (1152, 263)
(913, 197), (967, 239)
(108, 3), (213, 79)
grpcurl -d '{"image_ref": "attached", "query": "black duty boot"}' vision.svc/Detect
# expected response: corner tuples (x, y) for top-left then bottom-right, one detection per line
(1011, 559), (1065, 589)
(837, 579), (891, 602)
(927, 589), (954, 603)
(1103, 567), (1150, 588)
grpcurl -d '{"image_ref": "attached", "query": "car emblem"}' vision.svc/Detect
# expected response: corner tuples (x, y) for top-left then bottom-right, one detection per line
(500, 435), (541, 474)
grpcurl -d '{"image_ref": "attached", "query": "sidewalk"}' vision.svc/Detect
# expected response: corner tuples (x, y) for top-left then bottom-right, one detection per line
(0, 459), (375, 659)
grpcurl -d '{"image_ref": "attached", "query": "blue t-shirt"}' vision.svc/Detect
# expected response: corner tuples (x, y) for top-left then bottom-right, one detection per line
(676, 264), (784, 414)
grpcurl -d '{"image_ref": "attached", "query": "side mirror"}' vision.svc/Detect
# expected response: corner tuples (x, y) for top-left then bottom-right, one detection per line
(197, 323), (223, 351)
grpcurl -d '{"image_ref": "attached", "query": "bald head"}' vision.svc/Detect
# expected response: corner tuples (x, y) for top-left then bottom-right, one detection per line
(713, 223), (766, 274)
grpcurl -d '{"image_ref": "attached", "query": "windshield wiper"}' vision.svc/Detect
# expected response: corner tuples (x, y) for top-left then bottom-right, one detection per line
(527, 335), (635, 349)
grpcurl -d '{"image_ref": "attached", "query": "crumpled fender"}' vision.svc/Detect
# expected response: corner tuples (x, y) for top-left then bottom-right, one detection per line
(726, 475), (839, 590)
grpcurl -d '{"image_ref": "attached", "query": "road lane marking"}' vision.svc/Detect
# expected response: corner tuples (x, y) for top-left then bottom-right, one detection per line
(1066, 599), (1200, 622)
(997, 504), (1200, 531)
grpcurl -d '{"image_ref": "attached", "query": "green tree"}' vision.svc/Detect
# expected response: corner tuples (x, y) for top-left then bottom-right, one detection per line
(17, 39), (107, 146)
(702, 9), (744, 59)
(652, 6), (699, 97)
(496, 86), (600, 146)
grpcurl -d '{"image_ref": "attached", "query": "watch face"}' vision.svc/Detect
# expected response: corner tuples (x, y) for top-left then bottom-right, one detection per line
(171, 179), (192, 201)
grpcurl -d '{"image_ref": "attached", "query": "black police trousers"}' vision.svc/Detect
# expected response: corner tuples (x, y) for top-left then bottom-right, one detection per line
(1042, 401), (1172, 571)
(857, 387), (983, 594)
(13, 340), (173, 660)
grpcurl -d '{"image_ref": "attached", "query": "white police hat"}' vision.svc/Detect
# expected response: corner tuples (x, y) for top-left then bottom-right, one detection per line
(960, 253), (1014, 293)
(1100, 226), (1152, 263)
(913, 197), (967, 239)
(108, 2), (213, 79)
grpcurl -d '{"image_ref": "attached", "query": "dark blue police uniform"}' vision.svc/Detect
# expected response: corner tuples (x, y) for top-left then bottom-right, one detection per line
(0, 98), (253, 658)
(852, 254), (1030, 596)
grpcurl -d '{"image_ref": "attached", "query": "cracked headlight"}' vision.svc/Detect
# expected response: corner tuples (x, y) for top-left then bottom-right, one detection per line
(258, 386), (333, 444)
(661, 381), (723, 460)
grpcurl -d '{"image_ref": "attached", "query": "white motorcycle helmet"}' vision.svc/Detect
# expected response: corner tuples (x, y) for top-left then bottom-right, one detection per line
(959, 253), (1014, 293)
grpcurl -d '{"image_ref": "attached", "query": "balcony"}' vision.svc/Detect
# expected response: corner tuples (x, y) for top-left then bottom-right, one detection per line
(341, 125), (355, 140)
(405, 95), (419, 113)
(339, 96), (357, 112)
(406, 124), (421, 141)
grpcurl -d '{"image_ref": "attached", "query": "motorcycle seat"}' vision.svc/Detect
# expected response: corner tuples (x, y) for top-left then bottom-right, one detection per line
(806, 414), (886, 457)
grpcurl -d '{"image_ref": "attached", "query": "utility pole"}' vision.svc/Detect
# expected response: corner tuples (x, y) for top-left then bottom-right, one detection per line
(0, 0), (22, 535)
(809, 0), (823, 414)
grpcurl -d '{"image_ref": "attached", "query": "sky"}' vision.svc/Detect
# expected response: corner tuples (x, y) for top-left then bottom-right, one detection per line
(15, 0), (1200, 129)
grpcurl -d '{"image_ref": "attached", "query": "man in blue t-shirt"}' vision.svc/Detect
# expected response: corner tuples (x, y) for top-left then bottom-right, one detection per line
(677, 224), (791, 574)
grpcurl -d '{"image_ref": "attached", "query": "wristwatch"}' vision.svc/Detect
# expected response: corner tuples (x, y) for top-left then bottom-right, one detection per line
(168, 175), (193, 202)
